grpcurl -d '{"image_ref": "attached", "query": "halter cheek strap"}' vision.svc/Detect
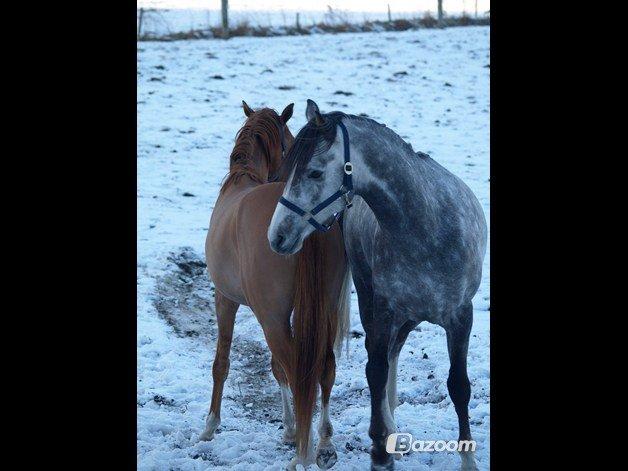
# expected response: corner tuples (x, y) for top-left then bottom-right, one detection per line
(278, 121), (353, 233)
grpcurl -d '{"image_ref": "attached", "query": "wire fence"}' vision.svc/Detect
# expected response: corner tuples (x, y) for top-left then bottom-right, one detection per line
(137, 3), (490, 41)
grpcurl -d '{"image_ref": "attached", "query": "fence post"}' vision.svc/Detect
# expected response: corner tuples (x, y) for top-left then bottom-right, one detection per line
(475, 0), (478, 18)
(437, 0), (444, 27)
(387, 4), (392, 22)
(296, 12), (301, 31)
(138, 7), (144, 38)
(221, 0), (229, 38)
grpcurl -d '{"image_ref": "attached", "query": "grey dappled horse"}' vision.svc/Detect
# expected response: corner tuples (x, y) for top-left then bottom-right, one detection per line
(268, 100), (487, 471)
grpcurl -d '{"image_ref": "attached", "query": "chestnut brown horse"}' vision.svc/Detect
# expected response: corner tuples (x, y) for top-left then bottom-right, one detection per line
(202, 102), (351, 470)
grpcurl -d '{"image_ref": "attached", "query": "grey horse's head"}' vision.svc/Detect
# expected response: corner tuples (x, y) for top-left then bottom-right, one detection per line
(268, 100), (348, 255)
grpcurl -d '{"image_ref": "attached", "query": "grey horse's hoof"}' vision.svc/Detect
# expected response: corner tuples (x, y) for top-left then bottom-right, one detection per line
(316, 447), (337, 469)
(370, 460), (395, 471)
(460, 450), (479, 471)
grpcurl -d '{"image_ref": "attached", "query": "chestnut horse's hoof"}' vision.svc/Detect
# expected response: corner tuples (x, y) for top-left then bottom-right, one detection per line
(285, 457), (298, 471)
(198, 430), (214, 441)
(282, 431), (296, 446)
(199, 413), (220, 441)
(316, 447), (337, 469)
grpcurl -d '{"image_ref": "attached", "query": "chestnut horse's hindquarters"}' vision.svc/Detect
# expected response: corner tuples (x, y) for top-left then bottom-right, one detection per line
(291, 230), (350, 460)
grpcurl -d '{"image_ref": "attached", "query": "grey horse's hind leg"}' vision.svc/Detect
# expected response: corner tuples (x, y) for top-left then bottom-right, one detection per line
(446, 303), (478, 471)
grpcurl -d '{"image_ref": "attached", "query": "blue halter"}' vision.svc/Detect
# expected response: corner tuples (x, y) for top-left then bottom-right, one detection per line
(278, 121), (353, 232)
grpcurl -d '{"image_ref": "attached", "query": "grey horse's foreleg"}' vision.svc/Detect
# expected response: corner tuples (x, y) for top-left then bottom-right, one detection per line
(365, 300), (396, 471)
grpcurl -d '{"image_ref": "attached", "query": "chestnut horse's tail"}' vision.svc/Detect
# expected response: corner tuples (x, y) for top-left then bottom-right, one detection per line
(292, 231), (350, 459)
(334, 264), (352, 358)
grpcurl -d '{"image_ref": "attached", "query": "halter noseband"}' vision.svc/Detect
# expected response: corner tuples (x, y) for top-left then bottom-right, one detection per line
(278, 121), (353, 232)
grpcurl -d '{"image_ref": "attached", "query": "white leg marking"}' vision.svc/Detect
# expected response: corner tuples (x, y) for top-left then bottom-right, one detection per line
(460, 449), (479, 471)
(316, 403), (338, 469)
(381, 391), (396, 435)
(199, 411), (220, 441)
(386, 355), (399, 419)
(288, 426), (316, 470)
(382, 377), (400, 462)
(318, 403), (332, 441)
(280, 384), (296, 444)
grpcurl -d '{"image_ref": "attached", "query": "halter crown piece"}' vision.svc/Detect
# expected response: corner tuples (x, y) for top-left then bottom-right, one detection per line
(278, 121), (353, 232)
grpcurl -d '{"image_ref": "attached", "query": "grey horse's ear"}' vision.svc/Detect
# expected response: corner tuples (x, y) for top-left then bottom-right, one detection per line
(242, 100), (254, 117)
(280, 103), (294, 123)
(305, 99), (324, 126)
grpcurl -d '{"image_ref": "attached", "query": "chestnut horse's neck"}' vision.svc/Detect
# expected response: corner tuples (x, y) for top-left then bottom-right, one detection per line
(220, 109), (287, 194)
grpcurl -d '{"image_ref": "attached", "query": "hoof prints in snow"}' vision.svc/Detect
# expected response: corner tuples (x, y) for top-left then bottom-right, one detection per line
(225, 341), (284, 423)
(153, 247), (284, 428)
(154, 247), (215, 340)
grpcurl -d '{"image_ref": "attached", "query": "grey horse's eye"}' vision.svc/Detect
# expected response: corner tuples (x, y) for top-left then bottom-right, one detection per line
(308, 170), (323, 179)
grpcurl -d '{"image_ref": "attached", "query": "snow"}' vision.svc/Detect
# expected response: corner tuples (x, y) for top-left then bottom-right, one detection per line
(138, 25), (490, 470)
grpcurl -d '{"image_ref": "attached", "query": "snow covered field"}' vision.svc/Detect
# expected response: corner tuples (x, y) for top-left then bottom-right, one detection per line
(137, 26), (490, 470)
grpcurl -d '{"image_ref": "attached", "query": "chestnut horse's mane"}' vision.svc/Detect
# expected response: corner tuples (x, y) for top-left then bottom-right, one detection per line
(220, 108), (284, 193)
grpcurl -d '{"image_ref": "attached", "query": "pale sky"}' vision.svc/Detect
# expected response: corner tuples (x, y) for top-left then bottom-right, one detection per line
(138, 0), (491, 14)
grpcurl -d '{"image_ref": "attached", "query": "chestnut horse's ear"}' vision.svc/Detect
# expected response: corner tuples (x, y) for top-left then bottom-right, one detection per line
(242, 100), (254, 117)
(280, 103), (294, 123)
(305, 99), (324, 126)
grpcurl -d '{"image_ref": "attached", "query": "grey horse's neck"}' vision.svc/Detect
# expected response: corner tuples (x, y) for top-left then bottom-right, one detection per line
(344, 117), (436, 234)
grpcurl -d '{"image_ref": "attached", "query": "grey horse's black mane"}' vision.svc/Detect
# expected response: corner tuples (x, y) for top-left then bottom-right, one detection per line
(271, 112), (417, 182)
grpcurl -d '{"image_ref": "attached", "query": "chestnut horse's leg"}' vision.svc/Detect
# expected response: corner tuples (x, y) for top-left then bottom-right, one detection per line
(199, 290), (238, 441)
(316, 350), (338, 469)
(271, 355), (296, 445)
(264, 324), (315, 470)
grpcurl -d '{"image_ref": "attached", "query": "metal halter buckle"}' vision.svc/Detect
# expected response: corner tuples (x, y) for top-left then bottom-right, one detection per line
(344, 162), (353, 175)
